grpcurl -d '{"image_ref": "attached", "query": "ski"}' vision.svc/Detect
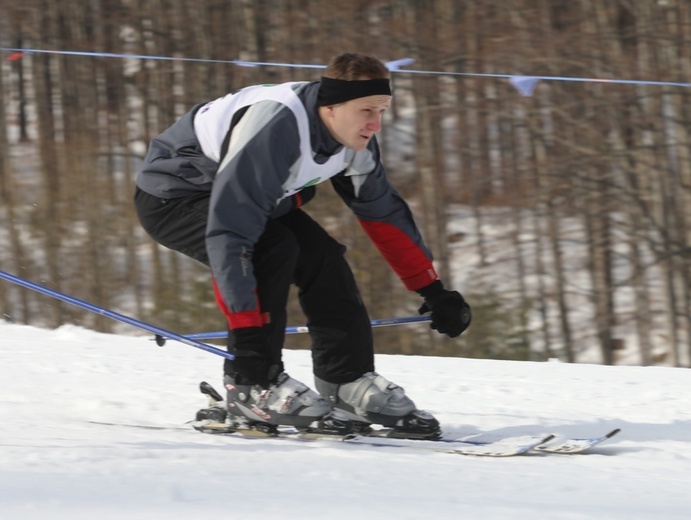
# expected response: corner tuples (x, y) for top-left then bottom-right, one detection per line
(193, 421), (554, 457)
(448, 428), (621, 454)
(87, 420), (189, 431)
(343, 432), (554, 457)
(87, 420), (618, 456)
(191, 381), (619, 456)
(531, 428), (621, 454)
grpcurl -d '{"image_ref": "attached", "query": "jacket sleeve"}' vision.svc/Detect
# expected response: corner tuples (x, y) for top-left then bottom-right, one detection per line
(205, 100), (300, 329)
(330, 137), (439, 291)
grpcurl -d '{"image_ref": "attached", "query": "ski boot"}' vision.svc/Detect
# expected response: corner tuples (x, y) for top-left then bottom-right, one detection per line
(223, 372), (353, 435)
(314, 372), (441, 440)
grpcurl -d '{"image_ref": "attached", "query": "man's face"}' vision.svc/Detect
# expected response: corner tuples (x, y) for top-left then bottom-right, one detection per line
(321, 95), (392, 152)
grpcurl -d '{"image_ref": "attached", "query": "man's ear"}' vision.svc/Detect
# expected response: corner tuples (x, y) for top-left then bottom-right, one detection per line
(319, 105), (335, 123)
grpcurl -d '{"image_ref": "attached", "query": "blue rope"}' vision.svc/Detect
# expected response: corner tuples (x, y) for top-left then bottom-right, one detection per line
(2, 47), (689, 94)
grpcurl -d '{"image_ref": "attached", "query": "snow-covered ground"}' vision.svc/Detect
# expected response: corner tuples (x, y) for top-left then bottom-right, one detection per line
(1, 321), (690, 519)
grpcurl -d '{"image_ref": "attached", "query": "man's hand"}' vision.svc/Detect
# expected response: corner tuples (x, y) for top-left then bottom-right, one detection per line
(417, 281), (472, 338)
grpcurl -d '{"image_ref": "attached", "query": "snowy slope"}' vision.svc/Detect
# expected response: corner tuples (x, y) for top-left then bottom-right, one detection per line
(1, 321), (690, 519)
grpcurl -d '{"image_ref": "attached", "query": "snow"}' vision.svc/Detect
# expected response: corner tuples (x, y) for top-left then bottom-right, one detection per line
(1, 321), (690, 519)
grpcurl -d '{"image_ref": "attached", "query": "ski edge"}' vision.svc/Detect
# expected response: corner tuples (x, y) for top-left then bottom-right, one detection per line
(193, 422), (554, 457)
(87, 420), (621, 456)
(342, 433), (555, 457)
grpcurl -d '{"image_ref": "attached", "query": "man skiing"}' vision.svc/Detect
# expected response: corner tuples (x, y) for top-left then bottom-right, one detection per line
(134, 52), (471, 439)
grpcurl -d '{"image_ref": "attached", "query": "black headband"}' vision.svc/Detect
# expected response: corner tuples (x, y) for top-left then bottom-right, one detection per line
(317, 77), (392, 106)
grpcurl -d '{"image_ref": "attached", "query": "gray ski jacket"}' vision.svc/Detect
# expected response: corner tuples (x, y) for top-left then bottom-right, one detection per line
(137, 81), (438, 329)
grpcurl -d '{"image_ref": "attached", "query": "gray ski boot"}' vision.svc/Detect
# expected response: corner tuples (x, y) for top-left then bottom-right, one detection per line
(314, 372), (441, 439)
(223, 372), (352, 434)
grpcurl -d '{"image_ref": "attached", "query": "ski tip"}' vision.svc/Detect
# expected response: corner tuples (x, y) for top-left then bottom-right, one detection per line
(606, 428), (621, 439)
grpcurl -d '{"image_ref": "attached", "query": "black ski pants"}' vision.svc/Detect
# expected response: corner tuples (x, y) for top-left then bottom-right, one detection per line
(134, 187), (374, 384)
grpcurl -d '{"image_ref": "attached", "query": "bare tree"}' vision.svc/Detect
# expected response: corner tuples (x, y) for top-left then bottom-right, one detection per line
(2, 0), (688, 363)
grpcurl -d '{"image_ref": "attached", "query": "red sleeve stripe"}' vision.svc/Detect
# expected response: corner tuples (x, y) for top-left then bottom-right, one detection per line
(212, 278), (270, 329)
(358, 220), (438, 291)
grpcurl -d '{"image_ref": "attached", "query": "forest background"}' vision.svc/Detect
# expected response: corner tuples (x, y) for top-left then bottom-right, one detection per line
(0, 0), (689, 367)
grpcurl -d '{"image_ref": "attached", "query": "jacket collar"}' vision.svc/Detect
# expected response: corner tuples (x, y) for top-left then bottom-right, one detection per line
(301, 82), (344, 163)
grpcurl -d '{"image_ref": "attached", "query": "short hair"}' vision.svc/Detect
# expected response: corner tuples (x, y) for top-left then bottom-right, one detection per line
(323, 53), (390, 81)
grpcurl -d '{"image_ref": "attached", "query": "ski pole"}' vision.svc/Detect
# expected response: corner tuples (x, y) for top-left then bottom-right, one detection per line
(0, 269), (235, 360)
(1, 270), (431, 352)
(171, 315), (433, 342)
(281, 315), (432, 335)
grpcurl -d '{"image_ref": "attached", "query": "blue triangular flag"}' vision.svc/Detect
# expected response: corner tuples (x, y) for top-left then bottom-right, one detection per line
(385, 58), (415, 71)
(509, 76), (540, 96)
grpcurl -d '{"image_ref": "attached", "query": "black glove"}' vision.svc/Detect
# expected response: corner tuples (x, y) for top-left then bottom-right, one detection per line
(225, 327), (282, 388)
(417, 281), (472, 338)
